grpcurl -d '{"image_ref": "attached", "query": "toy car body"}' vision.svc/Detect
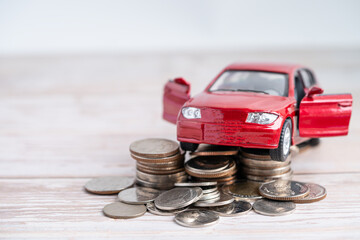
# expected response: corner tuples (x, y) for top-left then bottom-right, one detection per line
(163, 63), (352, 161)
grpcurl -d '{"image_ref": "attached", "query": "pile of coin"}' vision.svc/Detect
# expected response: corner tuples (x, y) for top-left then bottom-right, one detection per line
(130, 138), (187, 189)
(238, 148), (293, 182)
(84, 139), (328, 228)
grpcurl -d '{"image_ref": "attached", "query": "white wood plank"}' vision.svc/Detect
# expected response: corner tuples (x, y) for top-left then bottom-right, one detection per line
(0, 173), (359, 239)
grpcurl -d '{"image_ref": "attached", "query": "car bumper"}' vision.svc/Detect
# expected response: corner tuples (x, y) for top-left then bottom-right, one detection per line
(177, 119), (283, 149)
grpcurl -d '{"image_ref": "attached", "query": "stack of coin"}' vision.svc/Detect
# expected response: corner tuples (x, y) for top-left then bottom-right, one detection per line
(238, 148), (293, 182)
(185, 155), (238, 185)
(130, 138), (188, 189)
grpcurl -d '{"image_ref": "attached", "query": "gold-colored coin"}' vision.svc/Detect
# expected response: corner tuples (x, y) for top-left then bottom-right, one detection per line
(191, 145), (239, 156)
(240, 151), (272, 160)
(241, 165), (291, 176)
(245, 170), (293, 182)
(222, 180), (262, 200)
(240, 156), (291, 169)
(130, 138), (179, 158)
(293, 183), (327, 203)
(259, 180), (310, 201)
(186, 156), (230, 173)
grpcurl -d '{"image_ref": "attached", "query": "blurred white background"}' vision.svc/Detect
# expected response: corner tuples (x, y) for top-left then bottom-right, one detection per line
(1, 0), (360, 55)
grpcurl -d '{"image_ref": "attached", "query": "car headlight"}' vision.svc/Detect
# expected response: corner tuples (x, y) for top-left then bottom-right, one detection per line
(246, 112), (278, 124)
(182, 107), (201, 119)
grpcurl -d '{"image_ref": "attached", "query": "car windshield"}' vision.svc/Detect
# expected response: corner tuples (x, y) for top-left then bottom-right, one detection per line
(209, 70), (288, 97)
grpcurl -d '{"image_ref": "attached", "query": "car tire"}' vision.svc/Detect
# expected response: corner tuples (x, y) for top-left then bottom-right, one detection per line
(270, 119), (292, 162)
(180, 142), (199, 152)
(309, 138), (320, 146)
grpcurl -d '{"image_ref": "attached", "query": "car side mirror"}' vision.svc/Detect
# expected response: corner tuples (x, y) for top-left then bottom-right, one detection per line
(173, 77), (191, 94)
(307, 86), (324, 98)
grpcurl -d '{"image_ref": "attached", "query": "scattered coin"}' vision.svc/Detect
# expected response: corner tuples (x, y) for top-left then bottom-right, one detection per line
(293, 183), (327, 203)
(211, 200), (252, 217)
(130, 138), (179, 158)
(146, 202), (188, 216)
(155, 187), (203, 210)
(222, 180), (263, 200)
(194, 192), (234, 207)
(103, 202), (146, 219)
(259, 180), (310, 201)
(118, 186), (162, 204)
(174, 210), (219, 228)
(253, 199), (296, 216)
(84, 176), (134, 194)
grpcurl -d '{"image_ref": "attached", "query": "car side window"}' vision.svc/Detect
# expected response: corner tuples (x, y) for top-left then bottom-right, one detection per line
(294, 71), (306, 107)
(299, 69), (315, 88)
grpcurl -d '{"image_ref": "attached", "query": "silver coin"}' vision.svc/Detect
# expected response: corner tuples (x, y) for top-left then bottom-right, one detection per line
(259, 180), (309, 200)
(136, 170), (187, 183)
(135, 178), (178, 190)
(211, 200), (252, 217)
(103, 202), (146, 219)
(194, 192), (234, 207)
(174, 210), (219, 228)
(202, 187), (218, 194)
(155, 187), (203, 210)
(84, 176), (134, 194)
(118, 187), (162, 204)
(175, 181), (217, 187)
(146, 202), (188, 216)
(129, 138), (179, 158)
(253, 199), (296, 216)
(200, 191), (221, 201)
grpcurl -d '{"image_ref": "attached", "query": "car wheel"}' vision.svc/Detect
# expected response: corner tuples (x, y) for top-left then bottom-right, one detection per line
(270, 119), (292, 162)
(180, 142), (199, 152)
(309, 138), (320, 146)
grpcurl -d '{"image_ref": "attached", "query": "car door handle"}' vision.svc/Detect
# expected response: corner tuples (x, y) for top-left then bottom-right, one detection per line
(338, 102), (352, 107)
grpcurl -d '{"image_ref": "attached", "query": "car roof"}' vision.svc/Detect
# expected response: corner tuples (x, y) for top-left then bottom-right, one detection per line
(225, 63), (305, 74)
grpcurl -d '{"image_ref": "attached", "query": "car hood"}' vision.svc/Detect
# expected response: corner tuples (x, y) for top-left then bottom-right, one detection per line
(187, 91), (292, 112)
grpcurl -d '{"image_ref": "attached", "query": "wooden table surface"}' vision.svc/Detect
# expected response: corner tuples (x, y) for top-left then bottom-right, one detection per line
(1, 50), (360, 239)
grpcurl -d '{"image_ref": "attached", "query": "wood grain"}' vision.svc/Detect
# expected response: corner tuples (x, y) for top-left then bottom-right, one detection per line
(0, 50), (359, 239)
(1, 173), (360, 239)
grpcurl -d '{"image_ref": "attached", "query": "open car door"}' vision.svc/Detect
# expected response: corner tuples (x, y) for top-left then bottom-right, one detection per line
(299, 88), (352, 137)
(163, 78), (191, 124)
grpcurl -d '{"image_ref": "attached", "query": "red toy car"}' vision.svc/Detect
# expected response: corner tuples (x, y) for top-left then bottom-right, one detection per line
(163, 63), (352, 161)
